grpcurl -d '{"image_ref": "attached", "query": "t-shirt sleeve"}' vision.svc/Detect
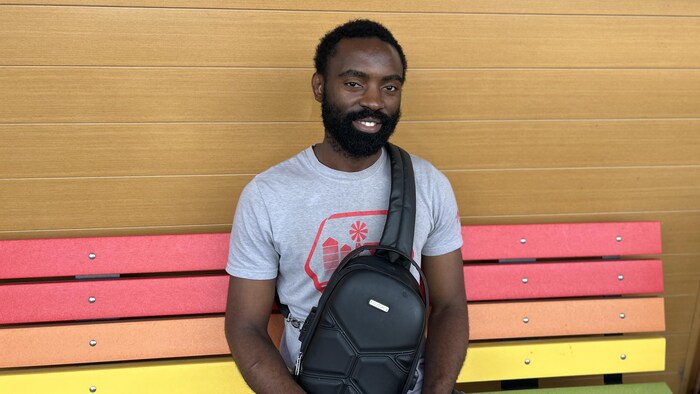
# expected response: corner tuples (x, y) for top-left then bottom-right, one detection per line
(421, 169), (463, 257)
(226, 179), (279, 280)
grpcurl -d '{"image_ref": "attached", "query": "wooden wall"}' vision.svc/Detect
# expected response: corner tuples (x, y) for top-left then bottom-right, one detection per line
(0, 1), (698, 393)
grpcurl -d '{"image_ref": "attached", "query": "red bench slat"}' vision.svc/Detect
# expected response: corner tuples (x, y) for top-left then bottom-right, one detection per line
(464, 259), (663, 301)
(0, 233), (229, 279)
(0, 275), (228, 324)
(461, 222), (661, 261)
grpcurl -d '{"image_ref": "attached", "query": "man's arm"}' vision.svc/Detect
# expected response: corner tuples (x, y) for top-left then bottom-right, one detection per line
(420, 248), (469, 394)
(224, 275), (305, 394)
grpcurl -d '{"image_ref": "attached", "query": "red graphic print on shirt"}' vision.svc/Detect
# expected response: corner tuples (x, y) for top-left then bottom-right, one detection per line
(305, 211), (387, 292)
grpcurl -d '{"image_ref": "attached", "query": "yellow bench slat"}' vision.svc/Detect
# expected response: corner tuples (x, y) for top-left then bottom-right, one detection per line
(0, 357), (250, 394)
(458, 336), (665, 382)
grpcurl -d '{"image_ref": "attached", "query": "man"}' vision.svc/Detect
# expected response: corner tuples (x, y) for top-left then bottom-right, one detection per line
(224, 19), (468, 394)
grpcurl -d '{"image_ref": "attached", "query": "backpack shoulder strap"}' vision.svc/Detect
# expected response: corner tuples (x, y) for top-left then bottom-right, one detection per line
(377, 143), (416, 267)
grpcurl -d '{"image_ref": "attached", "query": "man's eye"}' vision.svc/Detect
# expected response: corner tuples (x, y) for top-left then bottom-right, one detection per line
(385, 85), (399, 92)
(345, 82), (361, 88)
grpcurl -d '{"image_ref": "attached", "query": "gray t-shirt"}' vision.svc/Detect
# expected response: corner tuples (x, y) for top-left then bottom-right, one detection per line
(226, 145), (463, 391)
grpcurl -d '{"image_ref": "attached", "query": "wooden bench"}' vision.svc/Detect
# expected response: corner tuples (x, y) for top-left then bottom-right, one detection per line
(0, 222), (670, 393)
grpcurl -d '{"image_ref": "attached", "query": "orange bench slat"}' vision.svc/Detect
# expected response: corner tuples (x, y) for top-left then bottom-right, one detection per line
(0, 315), (285, 368)
(468, 297), (665, 340)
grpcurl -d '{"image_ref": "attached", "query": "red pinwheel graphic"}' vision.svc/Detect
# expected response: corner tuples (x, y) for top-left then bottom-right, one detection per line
(349, 221), (368, 248)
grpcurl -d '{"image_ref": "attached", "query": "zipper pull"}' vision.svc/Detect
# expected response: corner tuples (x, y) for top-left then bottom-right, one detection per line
(294, 352), (303, 376)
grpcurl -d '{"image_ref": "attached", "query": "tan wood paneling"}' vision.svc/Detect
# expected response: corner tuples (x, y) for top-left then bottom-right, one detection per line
(448, 167), (700, 217)
(1, 120), (697, 178)
(0, 176), (249, 232)
(667, 334), (692, 372)
(666, 295), (696, 334)
(1, 68), (699, 123)
(665, 270), (700, 296)
(2, 7), (700, 68)
(664, 255), (700, 277)
(2, 120), (699, 178)
(1, 170), (698, 234)
(0, 123), (322, 178)
(2, 1), (700, 16)
(685, 292), (700, 393)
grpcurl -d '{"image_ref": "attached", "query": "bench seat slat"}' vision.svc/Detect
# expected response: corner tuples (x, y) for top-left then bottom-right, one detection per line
(0, 275), (228, 324)
(458, 336), (666, 382)
(461, 222), (661, 261)
(469, 297), (665, 340)
(464, 259), (663, 301)
(0, 233), (229, 279)
(0, 356), (251, 394)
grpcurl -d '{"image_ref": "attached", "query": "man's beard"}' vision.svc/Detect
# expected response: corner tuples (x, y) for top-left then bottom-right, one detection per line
(321, 99), (401, 159)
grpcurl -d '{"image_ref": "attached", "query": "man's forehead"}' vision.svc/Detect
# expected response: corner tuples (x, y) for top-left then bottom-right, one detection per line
(329, 37), (403, 75)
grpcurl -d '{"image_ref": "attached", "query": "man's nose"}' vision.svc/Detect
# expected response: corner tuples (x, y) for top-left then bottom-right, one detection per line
(359, 86), (384, 111)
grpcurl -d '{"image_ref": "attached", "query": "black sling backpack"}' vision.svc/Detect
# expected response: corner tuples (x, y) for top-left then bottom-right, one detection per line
(281, 143), (429, 394)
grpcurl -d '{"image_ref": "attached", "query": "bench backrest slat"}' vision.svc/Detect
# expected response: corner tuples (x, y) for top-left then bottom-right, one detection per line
(461, 222), (661, 261)
(464, 259), (663, 301)
(0, 275), (228, 324)
(468, 297), (665, 340)
(0, 233), (229, 279)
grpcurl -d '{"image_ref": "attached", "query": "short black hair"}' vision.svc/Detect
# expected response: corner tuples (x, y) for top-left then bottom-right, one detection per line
(314, 19), (407, 80)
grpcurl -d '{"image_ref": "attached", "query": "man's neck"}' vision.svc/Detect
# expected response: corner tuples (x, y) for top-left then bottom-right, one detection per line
(312, 140), (383, 172)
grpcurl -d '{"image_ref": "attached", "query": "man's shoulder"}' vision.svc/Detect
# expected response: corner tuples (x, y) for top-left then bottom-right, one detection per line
(409, 153), (449, 185)
(253, 148), (312, 185)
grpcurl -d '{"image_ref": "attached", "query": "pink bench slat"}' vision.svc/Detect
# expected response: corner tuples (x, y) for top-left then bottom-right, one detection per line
(0, 275), (228, 324)
(461, 222), (661, 261)
(0, 233), (229, 279)
(464, 259), (663, 301)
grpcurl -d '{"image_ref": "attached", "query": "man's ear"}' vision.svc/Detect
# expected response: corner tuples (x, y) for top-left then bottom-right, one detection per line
(311, 73), (324, 103)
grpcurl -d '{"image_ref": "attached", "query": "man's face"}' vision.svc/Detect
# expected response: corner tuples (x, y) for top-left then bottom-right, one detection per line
(315, 38), (404, 158)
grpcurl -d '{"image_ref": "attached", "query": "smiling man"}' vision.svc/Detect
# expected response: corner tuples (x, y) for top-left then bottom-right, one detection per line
(224, 20), (468, 394)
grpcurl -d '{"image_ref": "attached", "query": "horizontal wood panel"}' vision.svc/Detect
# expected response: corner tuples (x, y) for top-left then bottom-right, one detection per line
(3, 120), (700, 178)
(450, 167), (700, 217)
(469, 297), (665, 340)
(2, 68), (698, 123)
(0, 356), (251, 394)
(2, 1), (699, 16)
(2, 7), (699, 68)
(0, 123), (321, 178)
(464, 260), (663, 301)
(2, 168), (698, 232)
(667, 333), (692, 372)
(459, 336), (666, 382)
(461, 222), (661, 260)
(0, 176), (247, 231)
(665, 294), (696, 334)
(0, 233), (229, 279)
(0, 275), (228, 324)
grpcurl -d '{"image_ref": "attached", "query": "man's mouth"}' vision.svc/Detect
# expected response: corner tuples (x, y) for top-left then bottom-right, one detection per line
(352, 118), (382, 133)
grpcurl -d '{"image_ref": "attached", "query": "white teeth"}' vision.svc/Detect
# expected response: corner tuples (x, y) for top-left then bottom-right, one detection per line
(360, 121), (376, 127)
